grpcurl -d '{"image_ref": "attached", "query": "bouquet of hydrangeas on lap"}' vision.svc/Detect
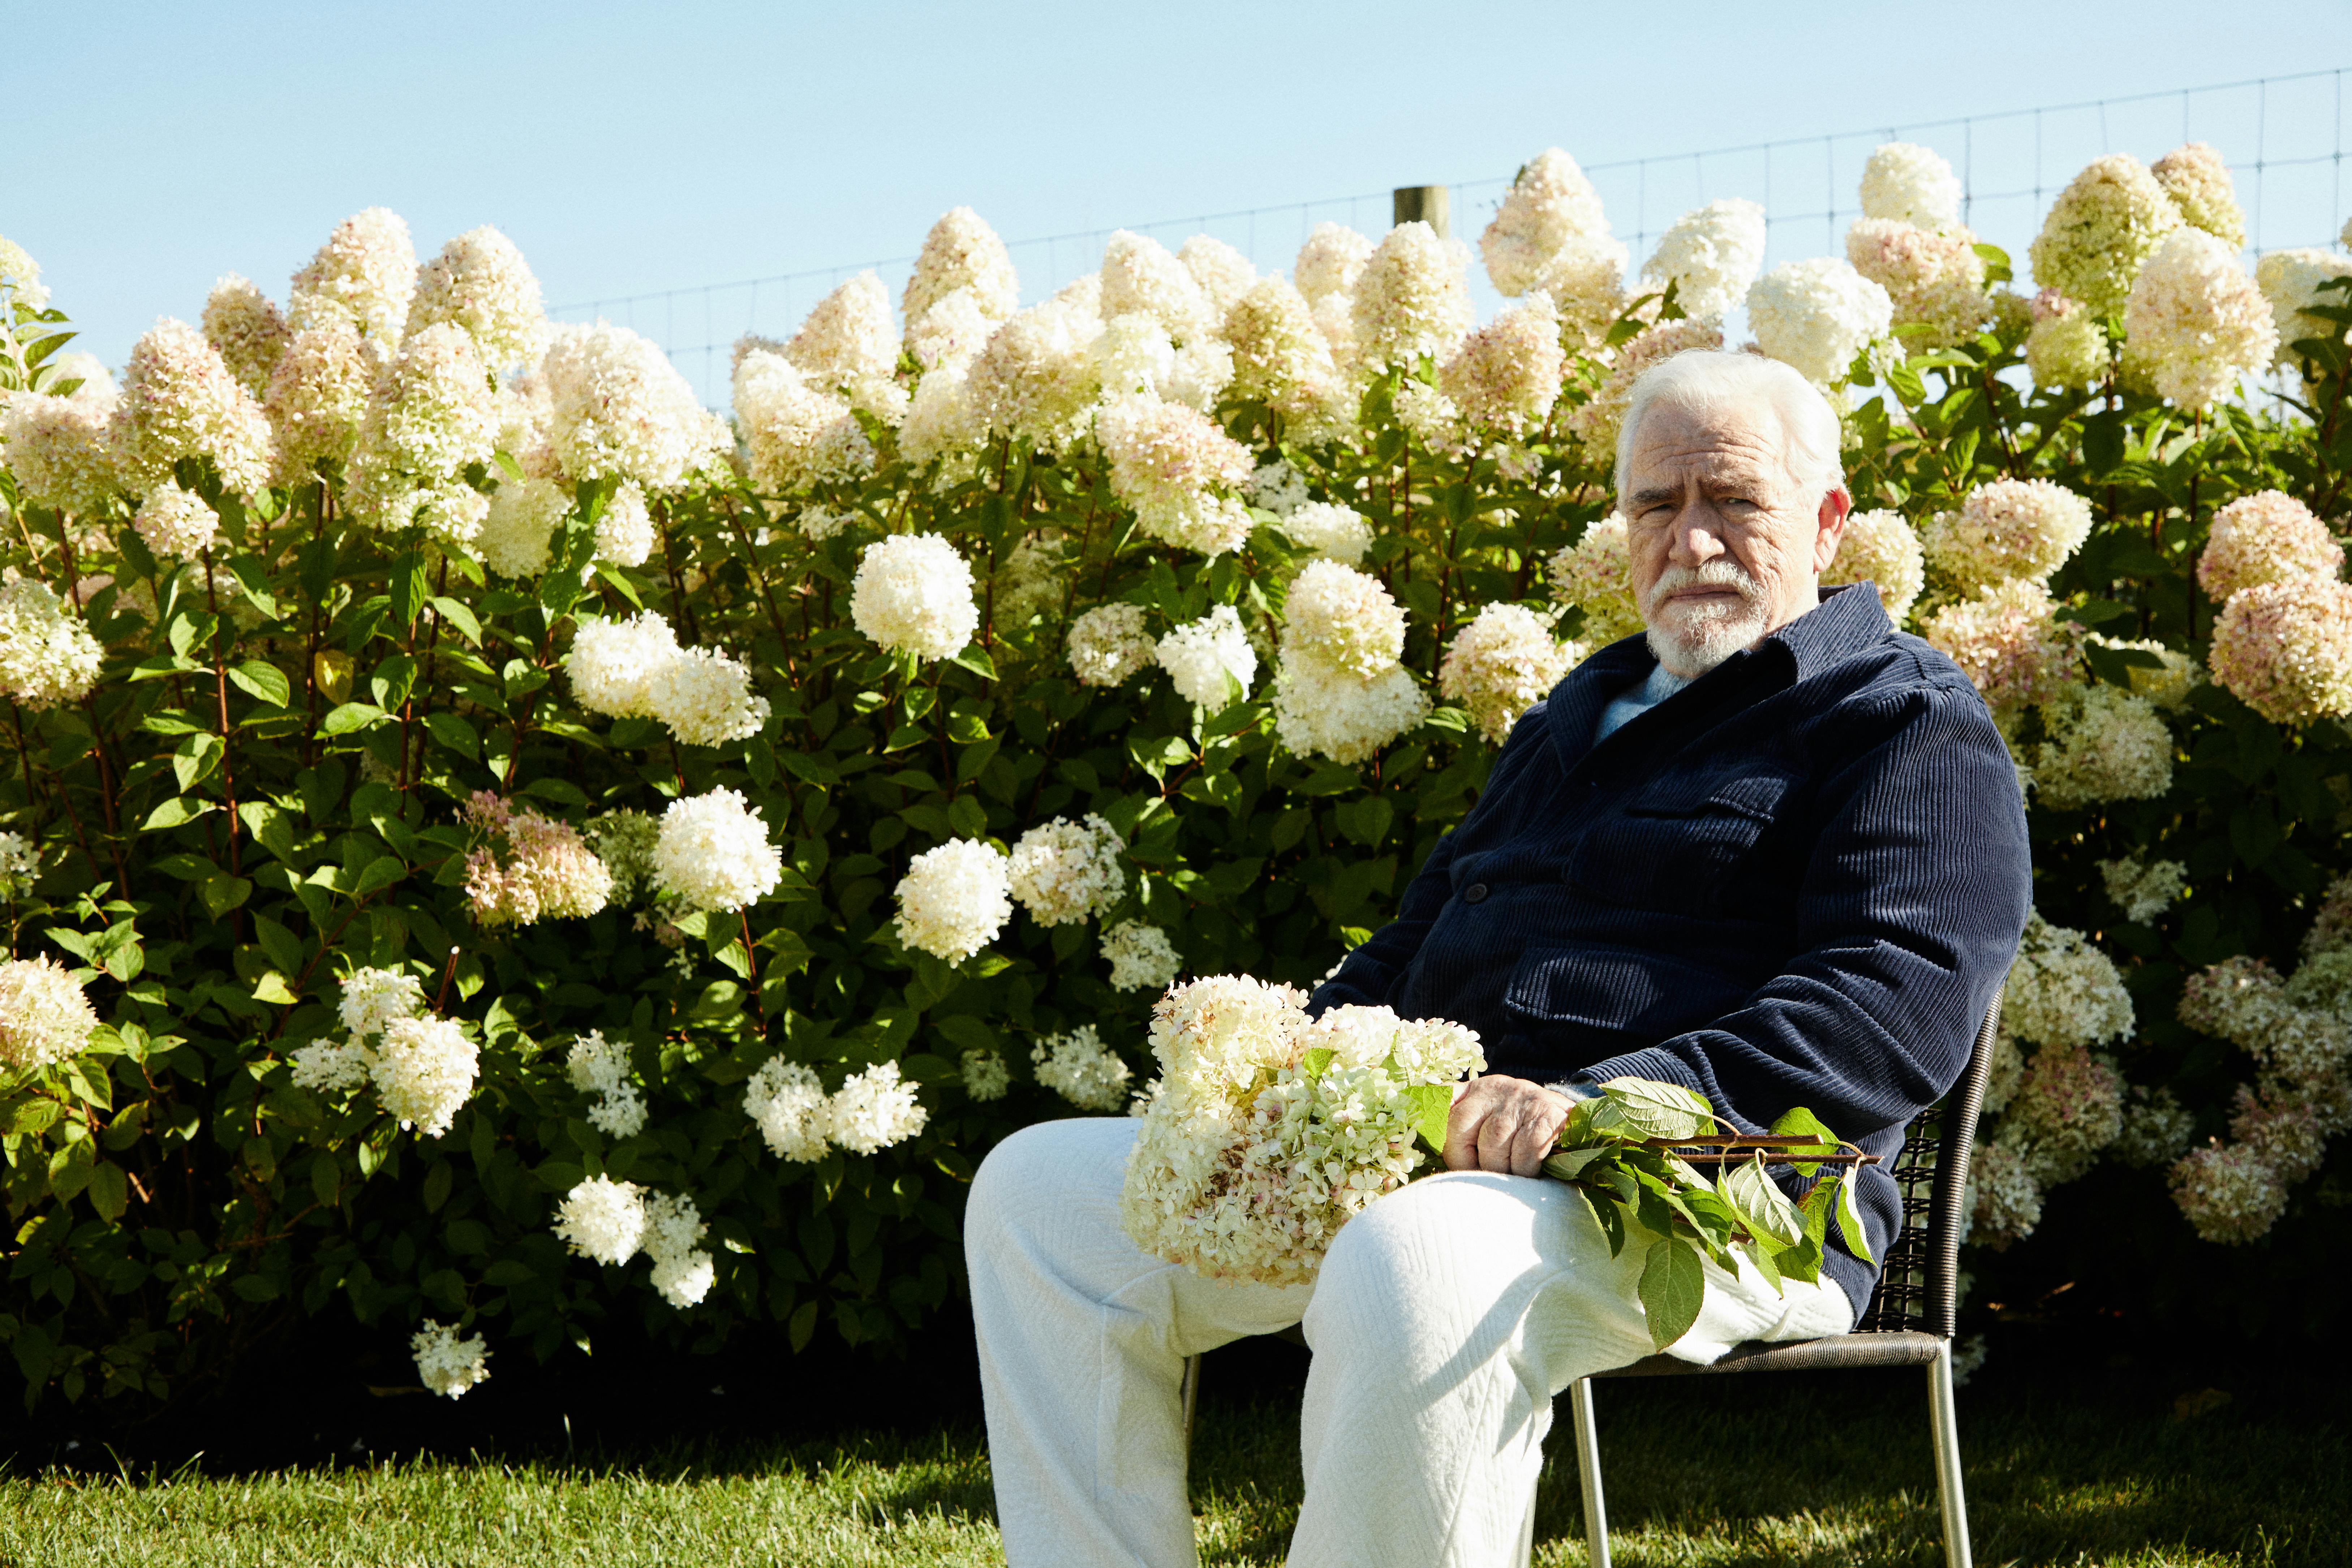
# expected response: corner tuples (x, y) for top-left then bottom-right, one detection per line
(1121, 976), (1874, 1349)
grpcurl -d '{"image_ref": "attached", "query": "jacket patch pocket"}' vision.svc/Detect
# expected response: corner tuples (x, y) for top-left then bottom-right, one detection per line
(1570, 766), (1799, 912)
(1504, 944), (1753, 1040)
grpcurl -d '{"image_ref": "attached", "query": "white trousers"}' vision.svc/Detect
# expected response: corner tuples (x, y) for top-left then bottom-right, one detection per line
(966, 1117), (1853, 1568)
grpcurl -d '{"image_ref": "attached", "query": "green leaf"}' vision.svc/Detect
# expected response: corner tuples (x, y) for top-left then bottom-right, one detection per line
(1406, 1082), (1454, 1155)
(423, 712), (480, 759)
(431, 596), (482, 644)
(1722, 1154), (1804, 1246)
(1542, 1144), (1613, 1182)
(1830, 1172), (1874, 1264)
(1590, 1078), (1716, 1141)
(228, 659), (291, 708)
(1767, 1107), (1839, 1175)
(198, 872), (254, 917)
(353, 856), (406, 899)
(1301, 1046), (1336, 1081)
(320, 702), (388, 736)
(86, 1162), (128, 1223)
(1638, 1236), (1706, 1351)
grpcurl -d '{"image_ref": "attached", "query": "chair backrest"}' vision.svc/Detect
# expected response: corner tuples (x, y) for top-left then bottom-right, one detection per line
(1851, 986), (2003, 1339)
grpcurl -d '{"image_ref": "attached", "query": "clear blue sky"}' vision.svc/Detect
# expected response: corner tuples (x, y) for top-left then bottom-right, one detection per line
(11, 1), (2351, 388)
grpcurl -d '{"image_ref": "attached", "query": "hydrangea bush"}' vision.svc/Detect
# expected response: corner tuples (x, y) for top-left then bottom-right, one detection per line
(1, 139), (2349, 1413)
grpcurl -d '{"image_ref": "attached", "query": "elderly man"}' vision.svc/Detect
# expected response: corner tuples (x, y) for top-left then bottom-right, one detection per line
(966, 350), (2031, 1567)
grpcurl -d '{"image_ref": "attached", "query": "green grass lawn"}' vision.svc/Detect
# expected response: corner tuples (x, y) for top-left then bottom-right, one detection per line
(1, 1371), (2342, 1566)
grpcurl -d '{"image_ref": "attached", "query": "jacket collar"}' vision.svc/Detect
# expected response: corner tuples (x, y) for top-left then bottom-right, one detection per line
(1543, 583), (1891, 772)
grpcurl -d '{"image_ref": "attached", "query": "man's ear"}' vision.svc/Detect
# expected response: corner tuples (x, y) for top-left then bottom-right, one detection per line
(1812, 489), (1854, 574)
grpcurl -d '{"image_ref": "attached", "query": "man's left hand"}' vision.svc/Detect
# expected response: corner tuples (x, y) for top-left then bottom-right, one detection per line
(1444, 1076), (1575, 1177)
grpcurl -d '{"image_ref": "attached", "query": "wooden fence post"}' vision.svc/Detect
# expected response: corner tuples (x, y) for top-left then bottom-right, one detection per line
(1392, 185), (1451, 238)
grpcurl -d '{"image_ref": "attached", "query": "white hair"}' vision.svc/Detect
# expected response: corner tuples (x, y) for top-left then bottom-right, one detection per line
(1613, 349), (1846, 506)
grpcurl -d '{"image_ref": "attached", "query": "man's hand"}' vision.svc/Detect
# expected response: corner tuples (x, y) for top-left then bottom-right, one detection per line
(1444, 1075), (1576, 1177)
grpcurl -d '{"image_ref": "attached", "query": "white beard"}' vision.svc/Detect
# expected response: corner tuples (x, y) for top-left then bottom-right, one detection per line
(1642, 560), (1773, 679)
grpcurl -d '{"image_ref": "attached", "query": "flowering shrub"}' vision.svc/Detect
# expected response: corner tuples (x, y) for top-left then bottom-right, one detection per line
(2, 133), (2351, 1414)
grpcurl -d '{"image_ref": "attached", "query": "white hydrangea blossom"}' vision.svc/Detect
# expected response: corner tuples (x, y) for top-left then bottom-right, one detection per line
(2123, 227), (2279, 411)
(0, 831), (39, 901)
(851, 533), (980, 661)
(554, 1175), (647, 1266)
(0, 233), (49, 309)
(652, 788), (782, 913)
(1033, 1025), (1133, 1111)
(567, 611), (682, 718)
(1439, 603), (1575, 744)
(894, 839), (1013, 962)
(1295, 223), (1375, 304)
(1280, 502), (1374, 566)
(827, 1062), (929, 1154)
(0, 957), (100, 1073)
(902, 207), (1019, 341)
(1921, 477), (2094, 593)
(1103, 920), (1183, 993)
(1746, 259), (1897, 385)
(1481, 149), (1610, 297)
(1641, 199), (1768, 321)
(1250, 460), (1310, 516)
(595, 479), (655, 568)
(1354, 222), (1475, 368)
(1095, 394), (1256, 557)
(288, 207), (416, 342)
(784, 271), (903, 418)
(408, 225), (547, 371)
(476, 475), (568, 579)
(369, 1016), (478, 1138)
(1283, 559), (1407, 678)
(410, 1320), (490, 1400)
(1272, 656), (1430, 766)
(113, 317), (276, 498)
(744, 1057), (831, 1162)
(964, 297), (1105, 453)
(338, 966), (425, 1039)
(1179, 235), (1258, 319)
(1100, 231), (1217, 344)
(1009, 815), (1127, 926)
(650, 646), (771, 748)
(2100, 854), (2189, 923)
(1859, 142), (1964, 229)
(642, 1189), (715, 1309)
(960, 1048), (1011, 1101)
(542, 322), (719, 491)
(2030, 685), (2175, 810)
(202, 273), (291, 398)
(288, 1038), (372, 1093)
(567, 1029), (648, 1140)
(2256, 247), (2352, 364)
(733, 349), (875, 493)
(1156, 605), (1259, 709)
(132, 482), (220, 562)
(1822, 508), (1927, 624)
(266, 325), (374, 477)
(1067, 603), (1158, 687)
(2004, 913), (2134, 1053)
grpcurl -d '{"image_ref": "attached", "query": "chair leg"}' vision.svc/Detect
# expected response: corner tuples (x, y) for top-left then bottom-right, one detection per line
(1180, 1352), (1202, 1453)
(1927, 1339), (1973, 1568)
(1569, 1378), (1610, 1568)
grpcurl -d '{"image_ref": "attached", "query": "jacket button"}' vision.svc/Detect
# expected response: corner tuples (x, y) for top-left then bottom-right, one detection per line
(1462, 883), (1489, 903)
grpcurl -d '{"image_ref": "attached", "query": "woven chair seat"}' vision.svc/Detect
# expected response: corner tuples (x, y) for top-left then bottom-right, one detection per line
(1595, 1329), (1946, 1377)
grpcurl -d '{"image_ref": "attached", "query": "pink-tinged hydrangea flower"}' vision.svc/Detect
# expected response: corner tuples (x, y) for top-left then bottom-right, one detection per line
(1282, 560), (1406, 678)
(1440, 602), (1577, 743)
(1437, 296), (1564, 435)
(542, 322), (721, 491)
(1353, 222), (1474, 368)
(1547, 514), (1645, 646)
(2207, 577), (2352, 725)
(1100, 231), (1216, 345)
(1641, 200), (1767, 322)
(2000, 1041), (2123, 1185)
(288, 207), (416, 343)
(114, 318), (275, 496)
(901, 207), (1019, 343)
(265, 326), (374, 478)
(459, 794), (614, 928)
(1480, 149), (1610, 298)
(2196, 490), (2342, 603)
(1566, 318), (1724, 461)
(1845, 218), (1991, 349)
(964, 298), (1104, 453)
(2029, 155), (2180, 318)
(1822, 509), (1926, 624)
(784, 271), (902, 420)
(1920, 479), (2094, 593)
(1096, 394), (1255, 556)
(201, 274), (291, 398)
(2122, 227), (2277, 410)
(2169, 1142), (2287, 1245)
(133, 481), (220, 561)
(1923, 579), (2081, 716)
(0, 577), (104, 711)
(1224, 276), (1338, 420)
(0, 381), (122, 516)
(2150, 141), (2246, 249)
(408, 226), (547, 372)
(2229, 1081), (2328, 1183)
(1294, 223), (1374, 305)
(2255, 248), (2352, 365)
(733, 350), (873, 493)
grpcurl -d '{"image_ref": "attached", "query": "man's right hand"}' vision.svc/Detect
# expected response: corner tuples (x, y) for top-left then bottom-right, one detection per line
(1444, 1075), (1576, 1178)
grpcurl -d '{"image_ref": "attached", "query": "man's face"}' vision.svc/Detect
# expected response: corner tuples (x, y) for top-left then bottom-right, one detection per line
(1622, 399), (1851, 679)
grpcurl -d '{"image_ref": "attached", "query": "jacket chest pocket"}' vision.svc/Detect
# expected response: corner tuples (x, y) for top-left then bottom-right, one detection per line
(1568, 766), (1800, 914)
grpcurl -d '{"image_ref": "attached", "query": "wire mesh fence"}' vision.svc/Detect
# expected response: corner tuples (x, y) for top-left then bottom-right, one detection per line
(554, 68), (2350, 407)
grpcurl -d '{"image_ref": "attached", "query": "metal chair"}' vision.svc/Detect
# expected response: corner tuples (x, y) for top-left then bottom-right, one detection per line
(1178, 989), (2001, 1568)
(1569, 988), (2001, 1568)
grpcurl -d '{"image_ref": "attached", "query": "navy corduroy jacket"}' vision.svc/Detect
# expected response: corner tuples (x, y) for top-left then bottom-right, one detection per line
(1309, 584), (2032, 1316)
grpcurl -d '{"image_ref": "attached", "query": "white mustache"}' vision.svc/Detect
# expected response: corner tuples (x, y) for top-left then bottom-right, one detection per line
(1644, 560), (1762, 617)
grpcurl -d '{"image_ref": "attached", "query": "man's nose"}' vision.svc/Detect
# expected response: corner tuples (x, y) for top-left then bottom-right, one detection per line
(1669, 516), (1726, 563)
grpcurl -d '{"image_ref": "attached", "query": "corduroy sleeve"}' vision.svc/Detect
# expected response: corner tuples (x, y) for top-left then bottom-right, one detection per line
(1573, 680), (2031, 1138)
